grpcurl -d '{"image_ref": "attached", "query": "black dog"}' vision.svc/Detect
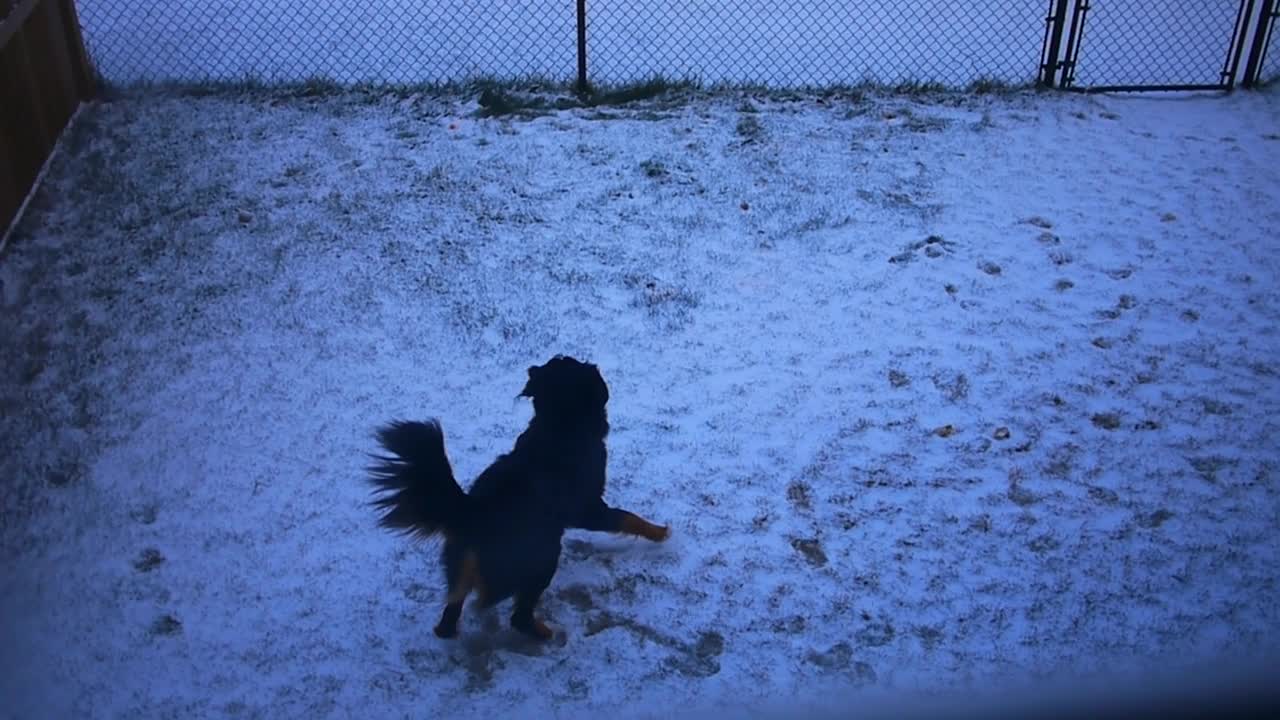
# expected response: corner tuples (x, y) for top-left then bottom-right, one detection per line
(367, 356), (670, 640)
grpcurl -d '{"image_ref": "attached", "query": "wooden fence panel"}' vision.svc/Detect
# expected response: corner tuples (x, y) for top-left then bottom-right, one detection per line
(1, 37), (49, 223)
(32, 0), (78, 134)
(0, 117), (18, 232)
(0, 0), (95, 241)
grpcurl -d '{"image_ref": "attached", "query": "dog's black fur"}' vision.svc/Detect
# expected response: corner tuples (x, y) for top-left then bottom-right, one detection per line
(367, 355), (670, 640)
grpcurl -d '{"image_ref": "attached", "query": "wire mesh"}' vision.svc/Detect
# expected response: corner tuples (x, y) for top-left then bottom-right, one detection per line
(74, 0), (577, 86)
(71, 1), (1262, 91)
(1066, 0), (1245, 88)
(74, 0), (1051, 89)
(587, 0), (1046, 88)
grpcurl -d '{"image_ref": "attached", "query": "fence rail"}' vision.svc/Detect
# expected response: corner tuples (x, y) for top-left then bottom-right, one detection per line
(1, 0), (94, 239)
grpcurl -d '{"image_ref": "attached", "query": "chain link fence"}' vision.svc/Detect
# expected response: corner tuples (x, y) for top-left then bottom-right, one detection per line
(76, 0), (576, 86)
(72, 1), (1280, 91)
(76, 0), (1048, 89)
(586, 0), (1046, 87)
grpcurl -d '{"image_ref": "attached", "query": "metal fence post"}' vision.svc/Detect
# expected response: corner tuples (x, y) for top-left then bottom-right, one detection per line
(1040, 0), (1071, 87)
(576, 0), (588, 93)
(1222, 0), (1255, 89)
(1058, 0), (1090, 89)
(1242, 0), (1277, 87)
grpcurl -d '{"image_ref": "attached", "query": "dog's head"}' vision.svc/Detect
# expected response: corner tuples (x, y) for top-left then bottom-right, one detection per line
(519, 355), (610, 427)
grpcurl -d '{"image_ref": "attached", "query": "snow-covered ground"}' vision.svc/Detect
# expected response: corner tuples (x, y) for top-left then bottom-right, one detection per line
(74, 0), (1271, 89)
(1, 85), (1279, 719)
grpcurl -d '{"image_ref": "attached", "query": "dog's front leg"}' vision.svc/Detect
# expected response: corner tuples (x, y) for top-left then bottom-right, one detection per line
(575, 503), (670, 542)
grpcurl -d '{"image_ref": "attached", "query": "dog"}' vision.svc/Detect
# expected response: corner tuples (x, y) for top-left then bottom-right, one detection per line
(366, 355), (670, 640)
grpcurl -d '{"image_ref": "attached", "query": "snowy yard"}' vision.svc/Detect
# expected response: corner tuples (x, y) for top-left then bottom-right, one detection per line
(1, 85), (1279, 718)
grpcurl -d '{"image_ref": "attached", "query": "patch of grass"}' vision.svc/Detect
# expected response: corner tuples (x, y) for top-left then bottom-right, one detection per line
(129, 503), (159, 525)
(854, 619), (895, 647)
(892, 79), (950, 95)
(1137, 509), (1174, 529)
(130, 75), (349, 100)
(581, 76), (695, 106)
(1027, 533), (1060, 553)
(475, 87), (573, 118)
(103, 73), (1041, 124)
(931, 371), (970, 403)
(1091, 413), (1122, 430)
(639, 158), (668, 178)
(905, 114), (951, 133)
(149, 614), (183, 637)
(133, 548), (165, 572)
(285, 76), (345, 98)
(786, 480), (813, 510)
(967, 77), (1016, 94)
(166, 75), (269, 98)
(46, 463), (81, 487)
(107, 73), (576, 104)
(1188, 455), (1235, 482)
(735, 114), (764, 142)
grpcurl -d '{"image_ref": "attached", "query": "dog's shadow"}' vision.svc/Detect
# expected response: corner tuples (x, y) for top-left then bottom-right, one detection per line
(440, 535), (675, 691)
(442, 609), (568, 692)
(460, 610), (568, 656)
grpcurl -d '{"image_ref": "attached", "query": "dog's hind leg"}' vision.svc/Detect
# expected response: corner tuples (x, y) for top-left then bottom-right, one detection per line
(510, 542), (560, 641)
(575, 502), (670, 542)
(434, 601), (465, 639)
(510, 587), (554, 640)
(434, 550), (481, 639)
(510, 593), (553, 640)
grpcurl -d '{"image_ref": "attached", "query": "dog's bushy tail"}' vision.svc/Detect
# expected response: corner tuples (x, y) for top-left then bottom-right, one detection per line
(367, 420), (468, 540)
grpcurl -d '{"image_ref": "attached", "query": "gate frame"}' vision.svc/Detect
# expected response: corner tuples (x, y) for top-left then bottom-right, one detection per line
(1040, 0), (1260, 92)
(1242, 0), (1278, 87)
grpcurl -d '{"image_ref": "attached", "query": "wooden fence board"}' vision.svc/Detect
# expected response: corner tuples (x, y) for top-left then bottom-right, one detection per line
(0, 0), (94, 240)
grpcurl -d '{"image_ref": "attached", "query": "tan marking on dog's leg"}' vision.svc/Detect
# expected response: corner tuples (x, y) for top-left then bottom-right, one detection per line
(435, 551), (479, 638)
(619, 513), (671, 542)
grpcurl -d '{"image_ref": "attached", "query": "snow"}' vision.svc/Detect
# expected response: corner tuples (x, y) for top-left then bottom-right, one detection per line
(1, 85), (1279, 719)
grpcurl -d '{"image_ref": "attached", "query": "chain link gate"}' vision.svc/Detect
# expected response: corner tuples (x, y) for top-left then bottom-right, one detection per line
(1241, 0), (1279, 85)
(1040, 0), (1278, 91)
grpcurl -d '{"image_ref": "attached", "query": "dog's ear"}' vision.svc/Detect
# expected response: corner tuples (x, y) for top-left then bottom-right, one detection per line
(519, 364), (543, 399)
